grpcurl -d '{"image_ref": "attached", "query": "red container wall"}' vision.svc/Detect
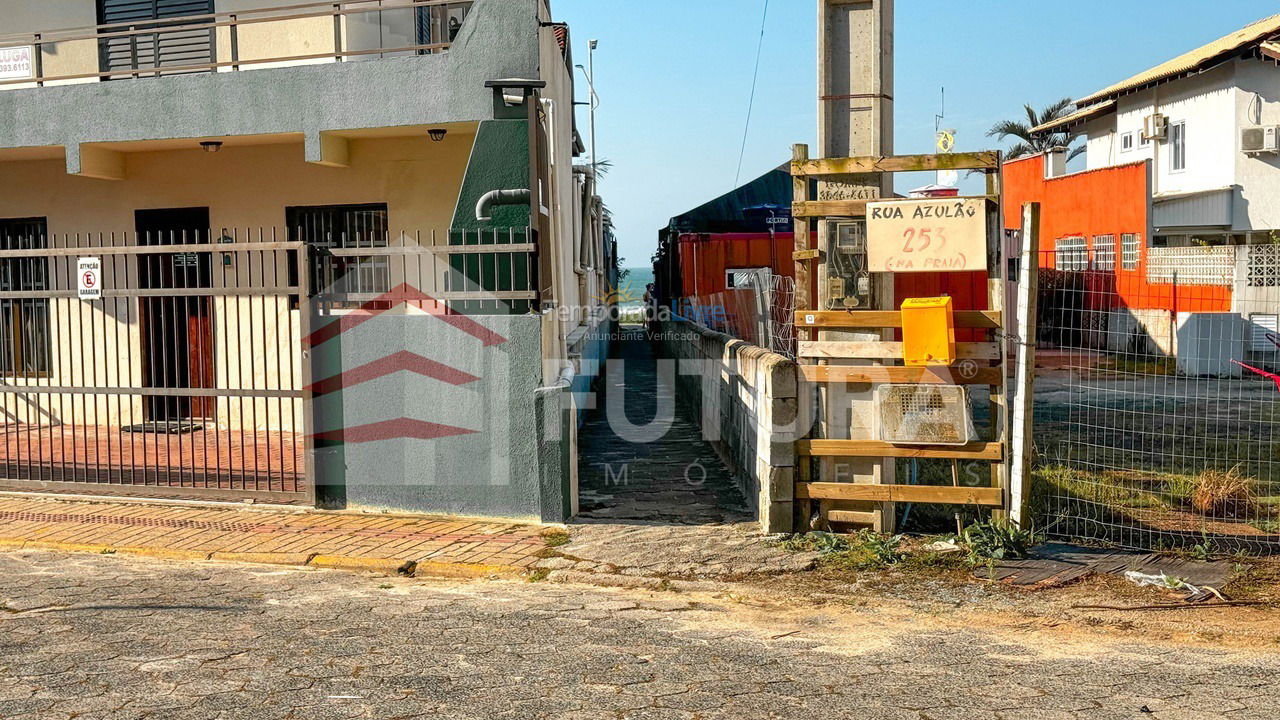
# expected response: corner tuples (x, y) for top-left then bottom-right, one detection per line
(677, 232), (795, 297)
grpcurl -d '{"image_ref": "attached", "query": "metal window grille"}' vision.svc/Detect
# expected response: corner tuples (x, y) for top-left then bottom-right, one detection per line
(1055, 236), (1088, 272)
(1121, 233), (1141, 270)
(0, 219), (50, 375)
(1092, 235), (1116, 271)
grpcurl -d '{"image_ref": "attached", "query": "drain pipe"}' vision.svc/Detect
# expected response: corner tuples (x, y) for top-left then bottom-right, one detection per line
(475, 189), (532, 222)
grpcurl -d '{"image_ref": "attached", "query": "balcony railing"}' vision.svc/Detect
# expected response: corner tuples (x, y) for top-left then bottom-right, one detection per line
(0, 0), (472, 89)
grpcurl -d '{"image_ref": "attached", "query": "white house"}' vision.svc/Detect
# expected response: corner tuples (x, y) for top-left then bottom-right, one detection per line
(1036, 13), (1280, 247)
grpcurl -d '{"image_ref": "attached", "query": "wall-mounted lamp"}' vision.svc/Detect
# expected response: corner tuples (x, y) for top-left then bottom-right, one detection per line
(200, 141), (223, 153)
(428, 129), (448, 142)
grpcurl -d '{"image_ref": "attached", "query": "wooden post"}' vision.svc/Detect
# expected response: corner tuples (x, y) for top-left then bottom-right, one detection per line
(792, 143), (812, 332)
(1009, 202), (1040, 527)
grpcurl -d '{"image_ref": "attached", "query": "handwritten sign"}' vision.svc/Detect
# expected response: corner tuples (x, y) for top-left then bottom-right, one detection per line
(0, 46), (33, 82)
(866, 197), (988, 273)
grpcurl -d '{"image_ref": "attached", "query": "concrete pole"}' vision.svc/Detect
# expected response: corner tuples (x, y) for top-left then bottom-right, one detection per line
(815, 0), (895, 531)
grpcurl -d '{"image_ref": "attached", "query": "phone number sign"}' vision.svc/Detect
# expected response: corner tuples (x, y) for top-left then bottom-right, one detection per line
(0, 46), (33, 82)
(866, 197), (988, 273)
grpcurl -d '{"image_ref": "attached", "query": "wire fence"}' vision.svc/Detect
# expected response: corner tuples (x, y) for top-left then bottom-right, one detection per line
(675, 270), (796, 359)
(1034, 241), (1280, 553)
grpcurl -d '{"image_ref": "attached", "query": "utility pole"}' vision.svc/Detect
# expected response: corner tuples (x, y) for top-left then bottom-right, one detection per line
(814, 0), (895, 531)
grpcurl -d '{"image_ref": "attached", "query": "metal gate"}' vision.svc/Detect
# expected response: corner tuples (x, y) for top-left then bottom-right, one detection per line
(0, 231), (314, 505)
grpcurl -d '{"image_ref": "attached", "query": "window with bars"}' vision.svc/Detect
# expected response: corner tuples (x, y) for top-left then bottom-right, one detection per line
(1092, 235), (1116, 271)
(0, 218), (51, 376)
(1055, 236), (1088, 272)
(1122, 233), (1141, 270)
(287, 204), (390, 304)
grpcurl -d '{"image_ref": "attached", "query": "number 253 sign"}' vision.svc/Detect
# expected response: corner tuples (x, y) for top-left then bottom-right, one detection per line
(866, 197), (988, 273)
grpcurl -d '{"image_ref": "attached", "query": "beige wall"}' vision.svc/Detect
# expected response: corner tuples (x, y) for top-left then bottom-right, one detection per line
(0, 131), (476, 431)
(0, 0), (440, 86)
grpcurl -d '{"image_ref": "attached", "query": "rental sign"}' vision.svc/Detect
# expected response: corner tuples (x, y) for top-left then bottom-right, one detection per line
(866, 197), (988, 273)
(0, 46), (33, 82)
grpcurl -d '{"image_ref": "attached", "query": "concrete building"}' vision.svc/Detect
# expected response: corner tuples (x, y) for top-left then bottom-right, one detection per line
(0, 0), (614, 521)
(1035, 13), (1280, 246)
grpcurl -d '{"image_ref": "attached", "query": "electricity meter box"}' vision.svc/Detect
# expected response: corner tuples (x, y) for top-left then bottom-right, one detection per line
(901, 296), (956, 366)
(825, 221), (872, 309)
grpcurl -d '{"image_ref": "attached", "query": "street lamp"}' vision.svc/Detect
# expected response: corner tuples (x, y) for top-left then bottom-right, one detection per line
(574, 39), (600, 175)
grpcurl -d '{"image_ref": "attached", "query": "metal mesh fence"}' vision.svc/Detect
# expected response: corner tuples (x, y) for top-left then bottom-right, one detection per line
(1034, 242), (1280, 553)
(676, 270), (796, 359)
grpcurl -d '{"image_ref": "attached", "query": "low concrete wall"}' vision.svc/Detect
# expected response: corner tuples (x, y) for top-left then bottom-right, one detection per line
(653, 319), (799, 533)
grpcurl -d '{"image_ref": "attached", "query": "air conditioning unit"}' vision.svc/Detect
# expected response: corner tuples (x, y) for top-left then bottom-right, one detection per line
(1242, 125), (1280, 154)
(1142, 113), (1168, 142)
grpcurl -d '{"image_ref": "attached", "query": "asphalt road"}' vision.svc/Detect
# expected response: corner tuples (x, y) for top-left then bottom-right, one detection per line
(0, 550), (1277, 720)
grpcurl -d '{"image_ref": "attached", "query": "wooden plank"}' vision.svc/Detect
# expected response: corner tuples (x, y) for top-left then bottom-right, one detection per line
(798, 440), (1004, 461)
(792, 144), (813, 340)
(794, 310), (1002, 329)
(793, 200), (868, 218)
(791, 152), (1002, 176)
(799, 364), (1003, 386)
(826, 510), (879, 525)
(798, 341), (1001, 360)
(796, 482), (1004, 507)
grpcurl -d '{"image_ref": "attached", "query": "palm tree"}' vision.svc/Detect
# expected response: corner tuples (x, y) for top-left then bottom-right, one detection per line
(987, 98), (1086, 161)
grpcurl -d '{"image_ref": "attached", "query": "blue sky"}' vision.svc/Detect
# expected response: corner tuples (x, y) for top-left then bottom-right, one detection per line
(553, 0), (1278, 268)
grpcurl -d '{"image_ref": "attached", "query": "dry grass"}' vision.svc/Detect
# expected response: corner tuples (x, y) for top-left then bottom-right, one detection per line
(1191, 466), (1257, 519)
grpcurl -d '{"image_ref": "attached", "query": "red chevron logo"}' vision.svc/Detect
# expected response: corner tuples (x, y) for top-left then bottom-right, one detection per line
(304, 283), (508, 348)
(307, 351), (481, 396)
(311, 418), (479, 444)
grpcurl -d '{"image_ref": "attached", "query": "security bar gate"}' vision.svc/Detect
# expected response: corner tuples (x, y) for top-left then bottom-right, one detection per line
(0, 231), (314, 505)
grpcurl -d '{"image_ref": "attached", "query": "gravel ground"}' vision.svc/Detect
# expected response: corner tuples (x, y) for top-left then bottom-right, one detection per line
(1, 550), (1279, 719)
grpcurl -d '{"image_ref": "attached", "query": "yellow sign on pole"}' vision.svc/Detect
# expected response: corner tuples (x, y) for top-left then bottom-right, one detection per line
(866, 197), (988, 273)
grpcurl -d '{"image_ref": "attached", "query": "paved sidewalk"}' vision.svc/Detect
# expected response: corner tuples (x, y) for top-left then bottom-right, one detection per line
(0, 495), (546, 576)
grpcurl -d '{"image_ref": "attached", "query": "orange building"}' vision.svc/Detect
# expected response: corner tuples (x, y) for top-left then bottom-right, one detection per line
(1002, 151), (1234, 354)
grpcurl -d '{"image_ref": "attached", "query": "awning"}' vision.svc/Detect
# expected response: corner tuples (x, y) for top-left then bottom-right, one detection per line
(1153, 187), (1235, 229)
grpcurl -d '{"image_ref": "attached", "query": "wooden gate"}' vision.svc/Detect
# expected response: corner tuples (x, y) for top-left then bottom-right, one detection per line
(790, 147), (1011, 530)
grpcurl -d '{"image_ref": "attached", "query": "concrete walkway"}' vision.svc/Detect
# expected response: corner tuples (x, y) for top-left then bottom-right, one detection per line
(554, 329), (816, 581)
(577, 328), (751, 525)
(0, 494), (546, 577)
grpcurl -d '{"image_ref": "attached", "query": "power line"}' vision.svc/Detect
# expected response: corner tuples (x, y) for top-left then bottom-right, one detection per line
(734, 0), (770, 189)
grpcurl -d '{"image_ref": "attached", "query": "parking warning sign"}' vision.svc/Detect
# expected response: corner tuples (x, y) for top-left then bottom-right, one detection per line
(77, 257), (102, 300)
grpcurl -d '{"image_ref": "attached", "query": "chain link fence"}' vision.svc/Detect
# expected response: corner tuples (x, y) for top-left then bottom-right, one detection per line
(1034, 242), (1280, 553)
(676, 270), (796, 359)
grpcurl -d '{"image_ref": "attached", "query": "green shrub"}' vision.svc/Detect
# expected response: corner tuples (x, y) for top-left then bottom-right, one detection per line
(962, 519), (1039, 562)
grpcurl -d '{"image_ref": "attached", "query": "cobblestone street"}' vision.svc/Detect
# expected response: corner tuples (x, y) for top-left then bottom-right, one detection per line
(2, 550), (1279, 720)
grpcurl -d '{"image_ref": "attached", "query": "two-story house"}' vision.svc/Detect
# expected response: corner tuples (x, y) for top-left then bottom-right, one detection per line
(1036, 12), (1280, 247)
(0, 0), (614, 522)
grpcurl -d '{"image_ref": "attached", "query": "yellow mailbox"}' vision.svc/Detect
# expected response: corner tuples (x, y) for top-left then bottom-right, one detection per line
(901, 297), (956, 366)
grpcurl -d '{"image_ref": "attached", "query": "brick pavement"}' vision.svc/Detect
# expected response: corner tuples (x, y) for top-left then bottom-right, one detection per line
(0, 495), (546, 573)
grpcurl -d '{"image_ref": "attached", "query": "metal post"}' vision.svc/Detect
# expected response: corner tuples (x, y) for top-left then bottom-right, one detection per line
(333, 4), (344, 62)
(33, 34), (43, 87)
(230, 15), (239, 70)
